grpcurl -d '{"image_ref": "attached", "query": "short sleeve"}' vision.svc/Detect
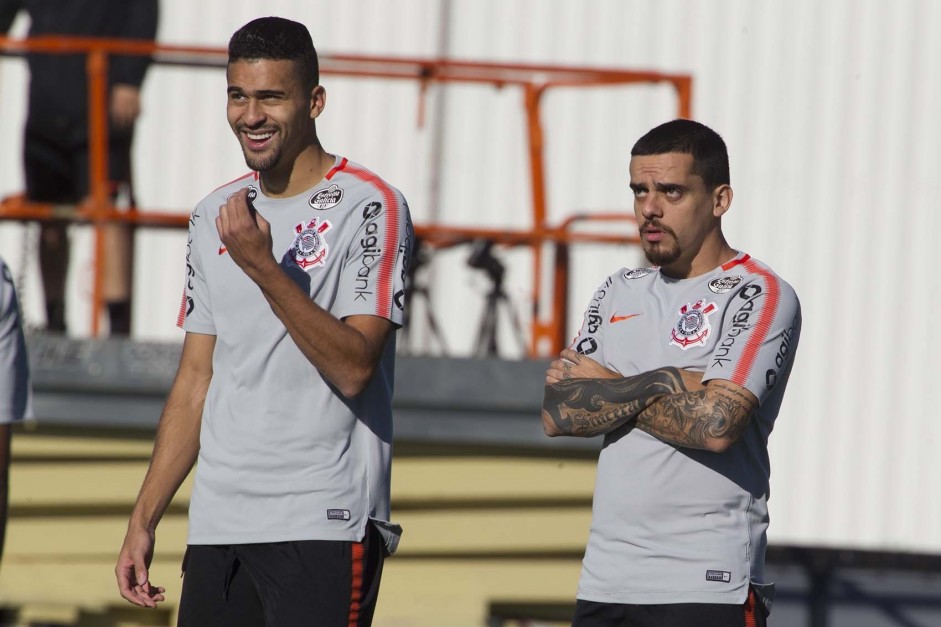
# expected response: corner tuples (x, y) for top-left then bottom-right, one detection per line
(334, 191), (413, 326)
(702, 276), (802, 403)
(567, 275), (614, 362)
(0, 260), (33, 424)
(179, 209), (216, 334)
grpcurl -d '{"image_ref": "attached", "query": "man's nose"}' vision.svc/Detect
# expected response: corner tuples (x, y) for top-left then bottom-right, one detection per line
(639, 195), (662, 219)
(243, 100), (265, 126)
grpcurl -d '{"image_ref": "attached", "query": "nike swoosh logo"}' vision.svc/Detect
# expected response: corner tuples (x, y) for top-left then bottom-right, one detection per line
(610, 313), (642, 323)
(218, 246), (228, 255)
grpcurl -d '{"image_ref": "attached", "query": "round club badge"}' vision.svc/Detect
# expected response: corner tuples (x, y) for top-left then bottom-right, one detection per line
(290, 217), (333, 269)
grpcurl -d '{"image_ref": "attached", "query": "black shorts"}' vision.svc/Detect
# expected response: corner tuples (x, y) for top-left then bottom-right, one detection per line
(177, 523), (386, 627)
(572, 587), (768, 627)
(23, 116), (133, 204)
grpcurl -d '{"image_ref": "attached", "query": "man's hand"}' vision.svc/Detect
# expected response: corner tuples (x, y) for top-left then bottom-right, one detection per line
(115, 525), (166, 608)
(545, 348), (619, 384)
(110, 84), (142, 129)
(216, 188), (277, 278)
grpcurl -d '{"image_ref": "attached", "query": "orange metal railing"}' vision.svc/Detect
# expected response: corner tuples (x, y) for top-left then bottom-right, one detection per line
(0, 35), (691, 355)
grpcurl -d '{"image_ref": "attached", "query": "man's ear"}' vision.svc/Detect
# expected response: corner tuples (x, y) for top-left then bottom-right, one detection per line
(713, 184), (733, 218)
(310, 85), (326, 120)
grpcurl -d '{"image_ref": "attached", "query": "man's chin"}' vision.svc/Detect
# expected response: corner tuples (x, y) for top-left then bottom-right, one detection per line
(643, 245), (681, 267)
(241, 149), (279, 172)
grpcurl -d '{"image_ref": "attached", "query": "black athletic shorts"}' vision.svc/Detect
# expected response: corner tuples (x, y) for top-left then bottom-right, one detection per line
(177, 523), (386, 627)
(23, 116), (133, 204)
(572, 586), (769, 627)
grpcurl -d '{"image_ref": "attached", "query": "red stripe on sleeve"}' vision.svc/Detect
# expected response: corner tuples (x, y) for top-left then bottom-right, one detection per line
(342, 165), (400, 317)
(347, 540), (366, 626)
(731, 259), (780, 385)
(176, 289), (187, 328)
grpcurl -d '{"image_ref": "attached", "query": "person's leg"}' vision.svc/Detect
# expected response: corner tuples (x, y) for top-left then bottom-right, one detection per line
(75, 128), (135, 335)
(24, 123), (76, 333)
(37, 222), (69, 332)
(100, 129), (135, 335)
(238, 524), (386, 627)
(177, 545), (265, 627)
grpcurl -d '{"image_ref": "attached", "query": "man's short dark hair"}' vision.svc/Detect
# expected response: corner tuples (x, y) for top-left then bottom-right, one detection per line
(631, 119), (730, 190)
(228, 16), (319, 90)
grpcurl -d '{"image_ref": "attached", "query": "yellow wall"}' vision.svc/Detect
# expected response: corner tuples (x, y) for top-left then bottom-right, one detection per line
(0, 426), (596, 626)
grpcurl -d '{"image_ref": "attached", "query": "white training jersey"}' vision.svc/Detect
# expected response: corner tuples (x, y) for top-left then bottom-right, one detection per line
(179, 156), (413, 552)
(572, 252), (801, 609)
(0, 257), (33, 426)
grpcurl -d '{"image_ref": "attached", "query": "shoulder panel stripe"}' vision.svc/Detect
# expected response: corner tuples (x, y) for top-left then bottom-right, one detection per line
(210, 171), (255, 194)
(731, 259), (780, 385)
(341, 164), (400, 317)
(721, 253), (751, 272)
(325, 157), (349, 180)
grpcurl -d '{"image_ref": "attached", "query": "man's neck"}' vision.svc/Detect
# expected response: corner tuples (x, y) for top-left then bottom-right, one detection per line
(661, 237), (737, 280)
(261, 144), (334, 198)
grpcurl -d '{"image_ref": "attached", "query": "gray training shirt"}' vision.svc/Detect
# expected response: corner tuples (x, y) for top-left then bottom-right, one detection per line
(180, 156), (413, 552)
(571, 252), (801, 608)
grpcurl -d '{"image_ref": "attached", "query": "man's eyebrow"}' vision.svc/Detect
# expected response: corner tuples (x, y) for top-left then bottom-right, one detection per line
(226, 87), (287, 98)
(629, 182), (647, 192)
(654, 182), (687, 192)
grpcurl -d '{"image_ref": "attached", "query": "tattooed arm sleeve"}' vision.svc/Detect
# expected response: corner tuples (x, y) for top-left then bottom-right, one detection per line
(634, 378), (758, 452)
(542, 369), (756, 451)
(542, 367), (692, 438)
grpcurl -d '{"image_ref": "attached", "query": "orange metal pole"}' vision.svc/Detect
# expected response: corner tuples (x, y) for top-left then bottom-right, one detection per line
(674, 76), (693, 119)
(87, 49), (110, 337)
(524, 83), (551, 357)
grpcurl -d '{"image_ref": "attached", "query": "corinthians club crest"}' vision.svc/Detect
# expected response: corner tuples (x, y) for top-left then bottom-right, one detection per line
(670, 299), (717, 350)
(290, 217), (333, 270)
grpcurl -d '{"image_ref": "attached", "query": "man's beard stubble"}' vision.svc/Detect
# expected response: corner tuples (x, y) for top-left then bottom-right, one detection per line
(242, 145), (282, 173)
(640, 223), (682, 267)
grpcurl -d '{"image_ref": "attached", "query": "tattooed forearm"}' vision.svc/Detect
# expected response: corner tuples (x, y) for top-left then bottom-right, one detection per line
(635, 383), (756, 451)
(542, 367), (688, 437)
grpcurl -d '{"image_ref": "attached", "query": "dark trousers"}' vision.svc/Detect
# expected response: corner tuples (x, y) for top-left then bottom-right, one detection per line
(572, 587), (768, 627)
(177, 524), (385, 627)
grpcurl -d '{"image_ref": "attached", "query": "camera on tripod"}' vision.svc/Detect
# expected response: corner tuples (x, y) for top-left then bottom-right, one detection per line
(465, 238), (525, 357)
(466, 239), (505, 284)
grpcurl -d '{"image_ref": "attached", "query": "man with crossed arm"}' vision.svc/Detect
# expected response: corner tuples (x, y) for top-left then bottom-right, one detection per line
(543, 119), (801, 627)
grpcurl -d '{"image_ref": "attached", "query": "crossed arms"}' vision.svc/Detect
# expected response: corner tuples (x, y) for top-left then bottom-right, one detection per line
(542, 349), (758, 453)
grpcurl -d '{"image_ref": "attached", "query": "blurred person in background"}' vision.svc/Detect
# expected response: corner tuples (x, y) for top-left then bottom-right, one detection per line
(0, 256), (33, 566)
(0, 0), (159, 335)
(543, 119), (801, 627)
(115, 16), (413, 626)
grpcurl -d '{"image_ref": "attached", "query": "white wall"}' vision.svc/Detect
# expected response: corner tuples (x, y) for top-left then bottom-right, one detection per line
(2, 0), (939, 554)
